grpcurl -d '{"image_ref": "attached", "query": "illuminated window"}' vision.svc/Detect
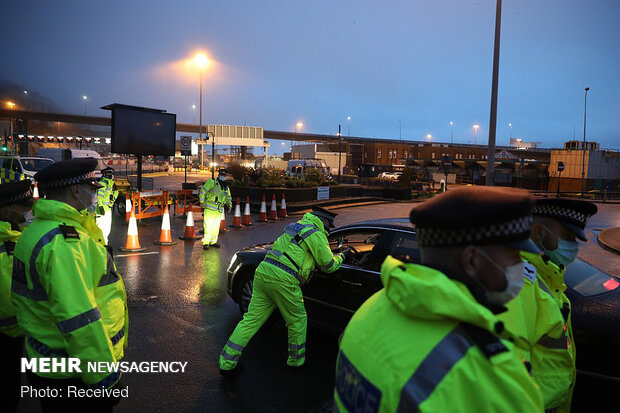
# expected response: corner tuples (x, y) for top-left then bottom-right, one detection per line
(377, 150), (381, 158)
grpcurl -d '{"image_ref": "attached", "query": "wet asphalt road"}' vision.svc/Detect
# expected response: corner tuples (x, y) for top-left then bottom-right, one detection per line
(17, 201), (620, 412)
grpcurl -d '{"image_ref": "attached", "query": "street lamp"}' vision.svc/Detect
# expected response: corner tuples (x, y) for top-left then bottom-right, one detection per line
(581, 87), (590, 196)
(192, 104), (196, 125)
(193, 52), (209, 168)
(473, 124), (480, 144)
(347, 116), (351, 136)
(449, 121), (454, 144)
(426, 134), (432, 141)
(82, 96), (87, 116)
(6, 101), (15, 109)
(508, 122), (513, 139)
(338, 124), (343, 180)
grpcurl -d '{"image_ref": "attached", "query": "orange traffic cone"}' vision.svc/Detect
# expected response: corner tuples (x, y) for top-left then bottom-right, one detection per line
(257, 195), (267, 222)
(33, 182), (39, 200)
(279, 193), (288, 218)
(231, 197), (243, 228)
(154, 205), (178, 245)
(125, 196), (132, 222)
(120, 206), (145, 252)
(269, 194), (278, 220)
(242, 196), (253, 226)
(179, 210), (201, 240)
(219, 209), (228, 233)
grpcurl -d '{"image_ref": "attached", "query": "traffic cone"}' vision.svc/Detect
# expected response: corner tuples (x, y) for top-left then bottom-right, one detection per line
(154, 205), (177, 245)
(269, 194), (278, 220)
(125, 196), (132, 222)
(179, 210), (202, 240)
(120, 207), (145, 252)
(231, 197), (243, 228)
(257, 195), (268, 222)
(242, 196), (253, 226)
(219, 209), (228, 233)
(279, 193), (288, 218)
(33, 182), (39, 200)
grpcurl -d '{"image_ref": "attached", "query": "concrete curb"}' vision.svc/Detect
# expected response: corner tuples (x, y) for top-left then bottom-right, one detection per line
(598, 228), (620, 255)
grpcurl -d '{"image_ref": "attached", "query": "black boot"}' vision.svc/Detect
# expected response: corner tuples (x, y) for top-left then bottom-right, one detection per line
(220, 363), (244, 377)
(211, 243), (221, 248)
(202, 244), (210, 250)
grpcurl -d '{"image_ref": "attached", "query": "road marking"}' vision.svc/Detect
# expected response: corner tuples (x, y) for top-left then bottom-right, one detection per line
(115, 251), (161, 258)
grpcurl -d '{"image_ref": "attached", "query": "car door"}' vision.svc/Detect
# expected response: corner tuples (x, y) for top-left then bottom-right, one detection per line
(303, 228), (387, 332)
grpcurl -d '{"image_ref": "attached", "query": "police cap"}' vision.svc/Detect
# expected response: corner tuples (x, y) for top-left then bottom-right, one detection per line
(410, 186), (539, 253)
(312, 205), (337, 228)
(35, 158), (104, 190)
(533, 198), (597, 241)
(101, 166), (115, 178)
(0, 180), (33, 208)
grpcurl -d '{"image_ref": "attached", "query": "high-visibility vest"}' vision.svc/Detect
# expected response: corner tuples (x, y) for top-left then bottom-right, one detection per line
(0, 221), (24, 337)
(199, 179), (231, 212)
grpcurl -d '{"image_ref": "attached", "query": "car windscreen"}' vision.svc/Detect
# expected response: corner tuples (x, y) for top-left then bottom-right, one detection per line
(19, 158), (54, 172)
(564, 259), (620, 297)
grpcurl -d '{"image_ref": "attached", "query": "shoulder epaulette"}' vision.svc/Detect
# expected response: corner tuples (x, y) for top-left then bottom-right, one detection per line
(58, 224), (80, 240)
(523, 261), (537, 283)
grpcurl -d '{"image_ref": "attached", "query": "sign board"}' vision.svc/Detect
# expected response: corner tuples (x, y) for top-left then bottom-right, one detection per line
(557, 161), (565, 172)
(441, 156), (452, 169)
(317, 186), (330, 201)
(180, 136), (192, 156)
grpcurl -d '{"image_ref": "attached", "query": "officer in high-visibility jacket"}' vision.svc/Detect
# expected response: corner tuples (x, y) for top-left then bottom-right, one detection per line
(11, 158), (128, 413)
(199, 169), (232, 250)
(499, 198), (597, 412)
(95, 167), (118, 246)
(334, 187), (544, 412)
(220, 206), (354, 375)
(0, 180), (33, 413)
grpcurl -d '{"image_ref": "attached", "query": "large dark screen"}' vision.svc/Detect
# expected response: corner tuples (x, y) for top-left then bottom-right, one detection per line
(111, 107), (176, 156)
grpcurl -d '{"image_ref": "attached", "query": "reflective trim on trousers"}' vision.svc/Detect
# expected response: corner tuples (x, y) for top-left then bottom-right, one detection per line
(288, 343), (306, 351)
(220, 350), (240, 362)
(57, 307), (102, 334)
(288, 352), (306, 360)
(226, 340), (244, 352)
(396, 325), (473, 412)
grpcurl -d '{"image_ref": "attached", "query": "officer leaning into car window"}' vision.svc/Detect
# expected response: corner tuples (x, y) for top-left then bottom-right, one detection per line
(11, 158), (129, 413)
(219, 205), (355, 376)
(334, 187), (545, 412)
(498, 198), (597, 412)
(199, 169), (232, 250)
(95, 167), (119, 246)
(0, 180), (33, 413)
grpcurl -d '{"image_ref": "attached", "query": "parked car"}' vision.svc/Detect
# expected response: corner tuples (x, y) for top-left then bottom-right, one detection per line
(0, 155), (54, 182)
(378, 172), (402, 180)
(227, 218), (620, 385)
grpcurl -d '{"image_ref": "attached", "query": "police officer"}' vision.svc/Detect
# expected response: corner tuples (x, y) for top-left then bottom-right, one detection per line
(11, 158), (128, 412)
(499, 198), (597, 412)
(220, 206), (354, 375)
(334, 187), (544, 412)
(0, 180), (33, 412)
(199, 169), (232, 250)
(95, 167), (118, 245)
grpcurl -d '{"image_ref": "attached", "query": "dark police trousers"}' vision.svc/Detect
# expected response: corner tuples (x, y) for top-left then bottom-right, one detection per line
(0, 333), (24, 413)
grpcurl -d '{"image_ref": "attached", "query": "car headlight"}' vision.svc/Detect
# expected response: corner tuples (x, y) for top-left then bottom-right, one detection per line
(227, 253), (238, 273)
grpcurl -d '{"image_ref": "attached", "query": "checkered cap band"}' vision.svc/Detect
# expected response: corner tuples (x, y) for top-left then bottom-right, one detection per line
(417, 216), (533, 247)
(534, 204), (589, 227)
(39, 171), (98, 189)
(0, 186), (33, 207)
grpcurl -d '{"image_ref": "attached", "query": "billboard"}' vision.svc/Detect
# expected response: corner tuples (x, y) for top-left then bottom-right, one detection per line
(109, 104), (176, 156)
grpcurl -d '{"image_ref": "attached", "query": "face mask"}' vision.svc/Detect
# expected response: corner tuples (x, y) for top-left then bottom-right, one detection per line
(77, 187), (98, 213)
(477, 250), (525, 306)
(542, 226), (579, 267)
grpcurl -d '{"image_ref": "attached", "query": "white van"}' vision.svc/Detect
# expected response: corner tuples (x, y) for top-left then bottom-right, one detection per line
(286, 159), (330, 178)
(38, 148), (102, 163)
(0, 155), (55, 183)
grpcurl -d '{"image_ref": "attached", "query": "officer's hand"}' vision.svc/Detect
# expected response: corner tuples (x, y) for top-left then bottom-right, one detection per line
(341, 247), (356, 261)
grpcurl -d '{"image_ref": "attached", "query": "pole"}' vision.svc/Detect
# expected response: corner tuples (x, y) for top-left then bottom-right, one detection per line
(581, 87), (590, 197)
(199, 70), (203, 169)
(211, 132), (215, 179)
(485, 0), (502, 187)
(557, 170), (562, 197)
(338, 124), (342, 180)
(184, 155), (187, 183)
(450, 123), (453, 144)
(137, 155), (142, 192)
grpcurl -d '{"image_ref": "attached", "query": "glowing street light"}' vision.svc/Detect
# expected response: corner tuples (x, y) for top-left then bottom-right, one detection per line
(473, 124), (480, 145)
(23, 90), (28, 95)
(449, 121), (454, 143)
(508, 122), (513, 139)
(82, 95), (88, 116)
(192, 104), (196, 125)
(347, 116), (351, 136)
(7, 101), (16, 109)
(426, 134), (432, 141)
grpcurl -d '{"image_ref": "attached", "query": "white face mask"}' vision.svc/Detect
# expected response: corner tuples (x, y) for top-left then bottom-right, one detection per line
(477, 250), (525, 306)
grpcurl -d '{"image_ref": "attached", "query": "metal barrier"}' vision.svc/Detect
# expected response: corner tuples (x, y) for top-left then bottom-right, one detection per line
(127, 190), (170, 221)
(175, 189), (202, 215)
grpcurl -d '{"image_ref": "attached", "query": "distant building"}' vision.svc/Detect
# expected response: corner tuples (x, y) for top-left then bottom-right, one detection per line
(510, 138), (541, 149)
(291, 144), (348, 175)
(548, 141), (620, 192)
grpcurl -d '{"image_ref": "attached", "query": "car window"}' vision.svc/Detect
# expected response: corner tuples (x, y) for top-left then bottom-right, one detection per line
(386, 231), (420, 264)
(20, 158), (54, 172)
(10, 158), (21, 172)
(565, 259), (620, 297)
(329, 229), (387, 272)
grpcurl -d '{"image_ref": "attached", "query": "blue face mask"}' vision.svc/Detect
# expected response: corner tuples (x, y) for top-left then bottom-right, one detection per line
(542, 226), (579, 267)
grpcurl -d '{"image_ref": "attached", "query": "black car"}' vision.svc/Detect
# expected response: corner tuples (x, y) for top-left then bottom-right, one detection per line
(226, 218), (620, 383)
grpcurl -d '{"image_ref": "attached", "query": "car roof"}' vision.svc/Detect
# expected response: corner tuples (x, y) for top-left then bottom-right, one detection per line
(337, 217), (414, 232)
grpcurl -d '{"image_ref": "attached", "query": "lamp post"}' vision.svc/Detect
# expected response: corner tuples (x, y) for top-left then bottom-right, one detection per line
(207, 131), (216, 179)
(508, 122), (512, 139)
(82, 96), (87, 116)
(581, 87), (590, 196)
(473, 124), (479, 144)
(294, 121), (303, 155)
(338, 124), (343, 180)
(347, 116), (351, 136)
(426, 134), (432, 141)
(449, 121), (454, 144)
(192, 104), (196, 125)
(193, 53), (209, 168)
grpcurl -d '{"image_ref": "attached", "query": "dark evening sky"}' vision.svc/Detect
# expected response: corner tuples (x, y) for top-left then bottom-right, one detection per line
(2, 0), (619, 152)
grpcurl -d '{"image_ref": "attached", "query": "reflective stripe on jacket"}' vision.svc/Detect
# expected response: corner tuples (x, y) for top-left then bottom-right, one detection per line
(259, 213), (344, 285)
(11, 199), (128, 388)
(334, 256), (544, 412)
(0, 221), (24, 337)
(199, 179), (232, 211)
